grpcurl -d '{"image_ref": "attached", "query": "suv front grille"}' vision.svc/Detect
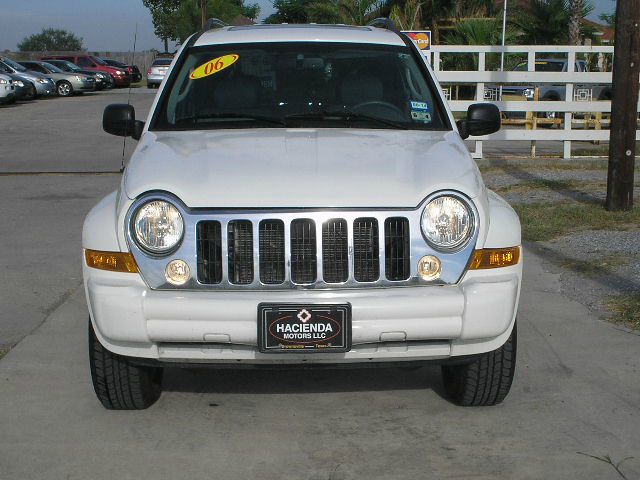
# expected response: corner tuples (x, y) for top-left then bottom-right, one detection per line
(322, 219), (349, 283)
(384, 217), (411, 281)
(227, 220), (253, 285)
(196, 221), (223, 284)
(353, 217), (380, 282)
(290, 218), (317, 284)
(258, 219), (285, 284)
(195, 215), (412, 288)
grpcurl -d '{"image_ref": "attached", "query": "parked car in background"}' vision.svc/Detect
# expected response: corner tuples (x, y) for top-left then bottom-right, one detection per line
(7, 73), (35, 101)
(19, 60), (96, 97)
(146, 57), (172, 88)
(0, 57), (56, 98)
(42, 54), (131, 87)
(485, 59), (612, 122)
(46, 59), (113, 90)
(101, 58), (142, 82)
(0, 73), (16, 105)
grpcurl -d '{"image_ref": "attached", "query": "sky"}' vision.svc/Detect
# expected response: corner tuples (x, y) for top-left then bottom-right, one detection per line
(0, 0), (616, 52)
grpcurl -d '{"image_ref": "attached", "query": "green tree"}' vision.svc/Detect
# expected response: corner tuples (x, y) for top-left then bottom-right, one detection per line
(512, 0), (595, 45)
(143, 0), (182, 52)
(389, 0), (422, 30)
(18, 28), (83, 52)
(172, 0), (260, 42)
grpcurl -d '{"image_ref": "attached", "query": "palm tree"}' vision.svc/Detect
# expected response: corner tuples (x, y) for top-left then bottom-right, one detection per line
(389, 0), (422, 30)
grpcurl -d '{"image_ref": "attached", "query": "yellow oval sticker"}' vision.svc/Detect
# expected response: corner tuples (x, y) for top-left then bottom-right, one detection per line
(189, 54), (239, 80)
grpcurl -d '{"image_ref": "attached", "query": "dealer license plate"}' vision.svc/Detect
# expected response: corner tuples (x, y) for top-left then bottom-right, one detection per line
(258, 303), (351, 353)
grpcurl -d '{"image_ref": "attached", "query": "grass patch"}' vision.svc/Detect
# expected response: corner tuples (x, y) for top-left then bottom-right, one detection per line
(561, 256), (632, 276)
(0, 347), (9, 360)
(605, 294), (640, 331)
(478, 159), (610, 174)
(513, 202), (640, 241)
(495, 179), (583, 194)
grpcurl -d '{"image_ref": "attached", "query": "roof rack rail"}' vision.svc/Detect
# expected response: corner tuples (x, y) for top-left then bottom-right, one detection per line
(367, 18), (399, 33)
(204, 18), (228, 30)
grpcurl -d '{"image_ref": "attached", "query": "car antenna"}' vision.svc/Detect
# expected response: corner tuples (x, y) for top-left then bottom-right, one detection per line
(121, 23), (138, 173)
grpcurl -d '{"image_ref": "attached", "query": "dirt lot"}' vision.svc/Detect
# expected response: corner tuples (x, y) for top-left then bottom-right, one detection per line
(0, 91), (638, 479)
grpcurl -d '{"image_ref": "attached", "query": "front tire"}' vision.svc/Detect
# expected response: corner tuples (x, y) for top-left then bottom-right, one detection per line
(89, 320), (163, 410)
(441, 322), (517, 406)
(57, 80), (73, 97)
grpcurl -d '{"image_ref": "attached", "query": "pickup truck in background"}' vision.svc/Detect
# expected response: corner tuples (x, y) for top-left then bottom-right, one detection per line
(484, 59), (612, 122)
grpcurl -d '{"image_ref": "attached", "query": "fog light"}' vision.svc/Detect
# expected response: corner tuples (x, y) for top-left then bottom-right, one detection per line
(417, 255), (441, 281)
(165, 259), (190, 285)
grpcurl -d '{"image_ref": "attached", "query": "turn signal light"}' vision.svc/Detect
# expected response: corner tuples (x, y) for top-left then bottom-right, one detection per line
(85, 249), (139, 273)
(469, 247), (520, 270)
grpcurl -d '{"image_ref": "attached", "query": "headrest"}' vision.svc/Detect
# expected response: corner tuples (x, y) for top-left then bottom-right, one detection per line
(213, 76), (259, 110)
(339, 74), (384, 105)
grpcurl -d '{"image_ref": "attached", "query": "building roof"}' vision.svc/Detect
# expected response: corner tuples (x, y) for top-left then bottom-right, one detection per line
(194, 24), (406, 47)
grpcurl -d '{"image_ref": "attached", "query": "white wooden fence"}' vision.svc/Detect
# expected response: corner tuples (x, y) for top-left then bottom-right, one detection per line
(425, 45), (640, 159)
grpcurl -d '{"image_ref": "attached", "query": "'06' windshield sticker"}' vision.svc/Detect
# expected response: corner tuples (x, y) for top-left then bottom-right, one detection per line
(189, 54), (239, 80)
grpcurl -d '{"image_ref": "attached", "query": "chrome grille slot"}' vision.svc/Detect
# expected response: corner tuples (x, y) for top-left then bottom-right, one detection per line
(353, 217), (380, 282)
(196, 221), (223, 284)
(227, 220), (253, 285)
(290, 218), (317, 284)
(322, 219), (349, 283)
(259, 219), (285, 284)
(384, 217), (411, 281)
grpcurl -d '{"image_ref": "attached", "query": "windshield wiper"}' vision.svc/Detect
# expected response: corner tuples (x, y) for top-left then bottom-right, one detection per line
(285, 110), (408, 130)
(175, 112), (286, 127)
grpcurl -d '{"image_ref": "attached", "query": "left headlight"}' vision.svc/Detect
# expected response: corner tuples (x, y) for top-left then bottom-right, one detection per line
(0, 79), (7, 84)
(420, 194), (474, 251)
(133, 200), (184, 254)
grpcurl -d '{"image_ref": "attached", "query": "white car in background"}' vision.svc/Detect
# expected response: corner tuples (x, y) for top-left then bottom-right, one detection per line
(146, 57), (172, 88)
(85, 20), (522, 410)
(0, 73), (16, 104)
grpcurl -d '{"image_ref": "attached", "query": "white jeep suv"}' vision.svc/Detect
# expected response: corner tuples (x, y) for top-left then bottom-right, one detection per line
(85, 20), (522, 409)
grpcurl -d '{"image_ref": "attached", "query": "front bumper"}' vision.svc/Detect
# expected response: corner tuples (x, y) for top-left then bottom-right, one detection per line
(75, 79), (96, 91)
(34, 82), (55, 96)
(85, 260), (521, 364)
(146, 74), (165, 85)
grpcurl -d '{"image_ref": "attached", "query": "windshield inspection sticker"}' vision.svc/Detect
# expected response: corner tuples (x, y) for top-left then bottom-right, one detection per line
(410, 100), (430, 111)
(189, 54), (239, 80)
(411, 110), (432, 123)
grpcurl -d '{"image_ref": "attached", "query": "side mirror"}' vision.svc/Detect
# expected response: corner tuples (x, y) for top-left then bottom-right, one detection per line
(103, 103), (144, 140)
(456, 103), (501, 139)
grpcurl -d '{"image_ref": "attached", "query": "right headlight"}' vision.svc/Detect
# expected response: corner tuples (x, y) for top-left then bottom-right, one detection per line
(420, 194), (474, 251)
(133, 200), (184, 254)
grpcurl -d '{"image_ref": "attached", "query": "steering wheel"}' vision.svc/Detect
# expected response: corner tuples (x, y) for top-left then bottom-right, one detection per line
(350, 100), (405, 119)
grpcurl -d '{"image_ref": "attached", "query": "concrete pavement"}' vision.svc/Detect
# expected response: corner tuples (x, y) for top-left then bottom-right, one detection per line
(0, 247), (638, 479)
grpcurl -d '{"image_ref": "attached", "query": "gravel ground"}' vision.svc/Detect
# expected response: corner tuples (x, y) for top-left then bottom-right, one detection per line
(536, 231), (640, 318)
(482, 161), (640, 328)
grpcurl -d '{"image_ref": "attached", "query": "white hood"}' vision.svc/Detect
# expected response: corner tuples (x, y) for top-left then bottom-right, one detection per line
(124, 128), (484, 208)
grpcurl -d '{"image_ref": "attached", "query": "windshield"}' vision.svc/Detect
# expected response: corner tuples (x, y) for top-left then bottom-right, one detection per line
(92, 56), (107, 66)
(153, 58), (172, 66)
(42, 62), (64, 73)
(58, 61), (81, 72)
(152, 42), (448, 131)
(3, 58), (27, 72)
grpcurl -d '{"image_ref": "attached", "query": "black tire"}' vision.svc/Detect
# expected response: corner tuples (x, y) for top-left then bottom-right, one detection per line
(441, 322), (517, 406)
(88, 320), (163, 410)
(57, 80), (73, 97)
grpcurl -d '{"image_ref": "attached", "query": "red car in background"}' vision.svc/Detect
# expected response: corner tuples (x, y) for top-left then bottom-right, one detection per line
(41, 55), (131, 87)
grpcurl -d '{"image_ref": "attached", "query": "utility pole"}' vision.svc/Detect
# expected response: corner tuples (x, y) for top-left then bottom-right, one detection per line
(606, 0), (640, 211)
(200, 0), (208, 29)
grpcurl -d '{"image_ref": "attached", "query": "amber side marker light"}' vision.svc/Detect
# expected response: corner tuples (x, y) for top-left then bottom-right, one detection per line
(469, 246), (520, 270)
(85, 249), (139, 273)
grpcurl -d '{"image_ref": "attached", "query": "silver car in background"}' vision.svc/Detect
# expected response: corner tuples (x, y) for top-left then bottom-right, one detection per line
(0, 73), (16, 104)
(146, 57), (172, 88)
(19, 61), (96, 97)
(45, 59), (113, 90)
(0, 57), (55, 97)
